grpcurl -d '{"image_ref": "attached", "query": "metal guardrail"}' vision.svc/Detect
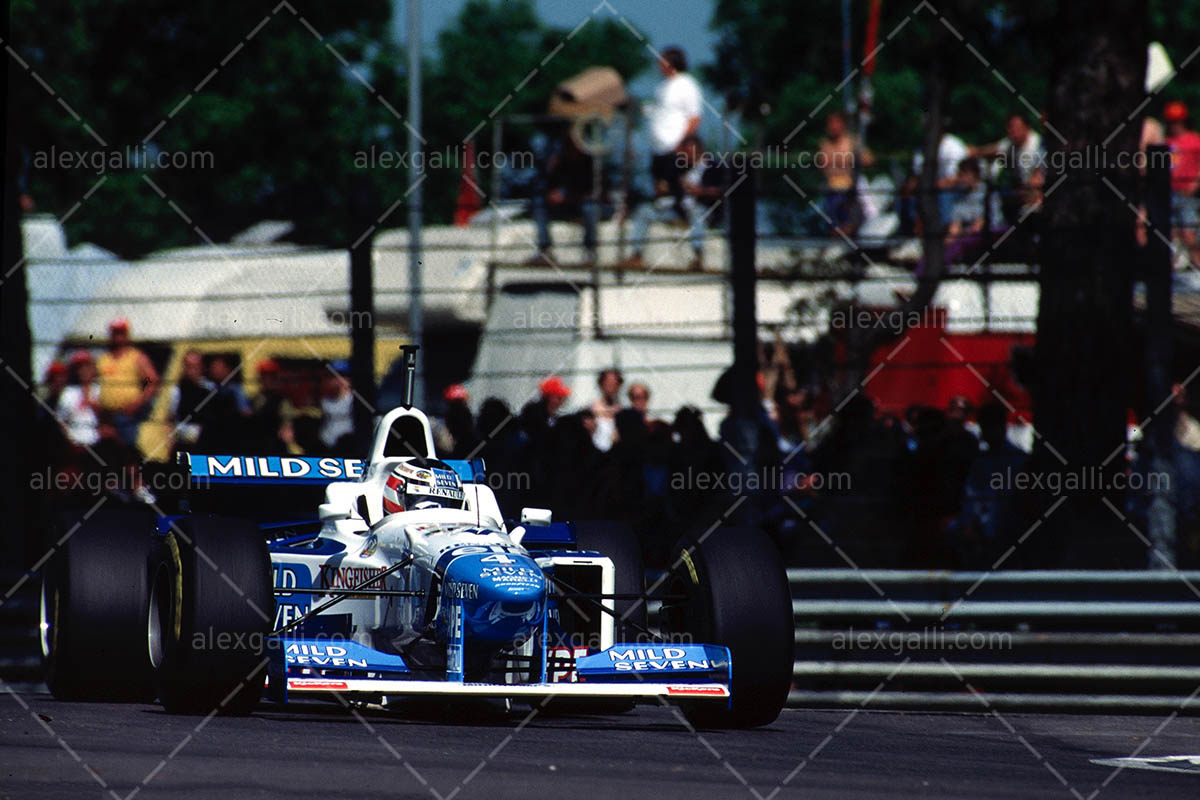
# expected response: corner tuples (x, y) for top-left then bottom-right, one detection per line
(787, 569), (1200, 711)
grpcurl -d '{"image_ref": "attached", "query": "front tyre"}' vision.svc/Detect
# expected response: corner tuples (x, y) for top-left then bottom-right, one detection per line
(151, 516), (274, 716)
(41, 509), (157, 701)
(662, 526), (793, 728)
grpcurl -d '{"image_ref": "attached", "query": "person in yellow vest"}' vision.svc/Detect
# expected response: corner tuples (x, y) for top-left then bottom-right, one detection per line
(97, 318), (159, 450)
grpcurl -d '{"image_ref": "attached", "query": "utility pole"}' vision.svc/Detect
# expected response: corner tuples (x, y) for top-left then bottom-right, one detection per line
(407, 0), (424, 407)
(349, 175), (377, 450)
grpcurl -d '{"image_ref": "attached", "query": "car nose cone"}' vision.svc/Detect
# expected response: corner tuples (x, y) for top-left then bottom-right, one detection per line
(442, 553), (546, 643)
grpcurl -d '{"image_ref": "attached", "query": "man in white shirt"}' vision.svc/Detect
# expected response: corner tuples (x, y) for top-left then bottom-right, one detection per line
(969, 112), (1045, 220)
(911, 129), (970, 226)
(647, 47), (702, 214)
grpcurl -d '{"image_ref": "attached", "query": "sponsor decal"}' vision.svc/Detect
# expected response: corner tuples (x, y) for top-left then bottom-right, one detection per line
(443, 579), (480, 600)
(447, 602), (464, 678)
(606, 647), (713, 673)
(480, 565), (541, 579)
(273, 563), (311, 628)
(667, 685), (728, 697)
(287, 678), (349, 691)
(320, 566), (387, 590)
(548, 646), (590, 683)
(285, 642), (369, 669)
(198, 455), (364, 480)
(359, 535), (379, 558)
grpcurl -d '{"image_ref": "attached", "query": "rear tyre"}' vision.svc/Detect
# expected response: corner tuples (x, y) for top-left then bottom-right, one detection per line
(41, 509), (157, 701)
(151, 516), (274, 715)
(661, 526), (793, 728)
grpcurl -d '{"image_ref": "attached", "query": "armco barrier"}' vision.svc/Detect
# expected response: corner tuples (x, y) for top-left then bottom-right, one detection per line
(787, 569), (1200, 711)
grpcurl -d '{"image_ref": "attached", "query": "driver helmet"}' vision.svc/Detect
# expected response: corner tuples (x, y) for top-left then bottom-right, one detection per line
(383, 459), (466, 514)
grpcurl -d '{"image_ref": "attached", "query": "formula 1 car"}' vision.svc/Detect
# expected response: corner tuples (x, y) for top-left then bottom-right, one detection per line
(40, 351), (793, 728)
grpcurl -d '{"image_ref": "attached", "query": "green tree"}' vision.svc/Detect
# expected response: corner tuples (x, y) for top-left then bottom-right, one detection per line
(12, 0), (399, 256)
(421, 0), (650, 221)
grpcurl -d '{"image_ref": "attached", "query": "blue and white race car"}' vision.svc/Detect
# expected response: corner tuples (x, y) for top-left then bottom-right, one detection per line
(39, 357), (793, 728)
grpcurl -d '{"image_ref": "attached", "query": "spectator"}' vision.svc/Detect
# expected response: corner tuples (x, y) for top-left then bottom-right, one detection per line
(441, 383), (480, 459)
(1137, 116), (1167, 248)
(1165, 100), (1200, 266)
(627, 382), (653, 421)
(609, 407), (650, 525)
(318, 360), (355, 452)
(953, 402), (1026, 567)
(969, 112), (1045, 221)
(193, 354), (251, 452)
(476, 397), (524, 514)
(248, 359), (292, 453)
(207, 355), (251, 416)
(905, 123), (970, 231)
(96, 318), (159, 450)
(516, 377), (573, 508)
(42, 360), (68, 412)
(619, 135), (709, 271)
(167, 350), (215, 451)
(57, 351), (101, 448)
(533, 375), (571, 427)
(918, 158), (1006, 272)
(942, 395), (981, 511)
(647, 46), (703, 215)
(819, 111), (874, 236)
(525, 122), (601, 266)
(590, 367), (624, 452)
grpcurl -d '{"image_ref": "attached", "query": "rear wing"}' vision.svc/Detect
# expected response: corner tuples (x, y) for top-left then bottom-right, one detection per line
(180, 453), (485, 486)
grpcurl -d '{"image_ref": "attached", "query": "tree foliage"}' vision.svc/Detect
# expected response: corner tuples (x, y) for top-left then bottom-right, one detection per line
(11, 0), (649, 256)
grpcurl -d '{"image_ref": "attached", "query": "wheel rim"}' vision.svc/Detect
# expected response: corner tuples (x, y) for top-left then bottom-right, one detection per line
(147, 565), (169, 669)
(38, 578), (57, 659)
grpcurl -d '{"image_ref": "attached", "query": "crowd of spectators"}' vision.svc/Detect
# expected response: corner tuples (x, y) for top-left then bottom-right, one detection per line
(422, 351), (1071, 570)
(37, 318), (367, 504)
(38, 320), (1200, 568)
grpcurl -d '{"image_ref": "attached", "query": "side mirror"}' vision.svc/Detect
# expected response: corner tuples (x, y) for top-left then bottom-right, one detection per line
(520, 507), (552, 526)
(319, 503), (350, 521)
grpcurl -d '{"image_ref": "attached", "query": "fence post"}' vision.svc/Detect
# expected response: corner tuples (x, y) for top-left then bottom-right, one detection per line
(728, 164), (759, 525)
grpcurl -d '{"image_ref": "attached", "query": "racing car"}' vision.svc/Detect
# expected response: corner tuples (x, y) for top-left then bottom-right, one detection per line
(39, 350), (794, 728)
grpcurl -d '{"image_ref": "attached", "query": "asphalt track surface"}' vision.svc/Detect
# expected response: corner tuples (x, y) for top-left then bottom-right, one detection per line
(3, 689), (1200, 799)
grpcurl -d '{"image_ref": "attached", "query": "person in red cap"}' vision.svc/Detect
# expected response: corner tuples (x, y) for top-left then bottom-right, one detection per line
(435, 384), (479, 458)
(538, 375), (571, 422)
(97, 317), (159, 450)
(248, 358), (298, 454)
(42, 360), (68, 410)
(1166, 100), (1200, 265)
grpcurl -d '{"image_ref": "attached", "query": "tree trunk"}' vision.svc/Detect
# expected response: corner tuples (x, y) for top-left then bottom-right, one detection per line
(1030, 0), (1147, 567)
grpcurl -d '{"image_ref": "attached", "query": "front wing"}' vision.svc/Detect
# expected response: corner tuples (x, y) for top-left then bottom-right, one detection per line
(269, 639), (733, 706)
